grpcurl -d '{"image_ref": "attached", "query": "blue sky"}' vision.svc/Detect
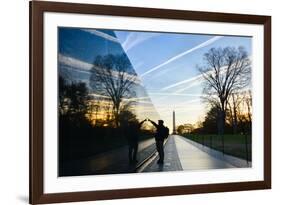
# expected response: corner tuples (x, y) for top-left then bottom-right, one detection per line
(115, 30), (252, 129)
(58, 27), (252, 130)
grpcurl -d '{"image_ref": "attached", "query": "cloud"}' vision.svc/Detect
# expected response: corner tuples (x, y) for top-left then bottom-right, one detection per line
(140, 36), (223, 77)
(88, 93), (151, 103)
(88, 93), (111, 99)
(148, 92), (203, 97)
(122, 32), (160, 52)
(161, 74), (204, 91)
(161, 62), (232, 93)
(82, 29), (120, 43)
(123, 96), (150, 101)
(174, 80), (203, 93)
(167, 65), (251, 95)
(172, 98), (201, 107)
(58, 54), (141, 85)
(59, 54), (92, 70)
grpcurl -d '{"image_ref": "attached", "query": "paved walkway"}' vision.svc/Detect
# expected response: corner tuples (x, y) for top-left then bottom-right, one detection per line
(142, 135), (183, 172)
(181, 137), (251, 168)
(174, 135), (235, 170)
(142, 135), (237, 172)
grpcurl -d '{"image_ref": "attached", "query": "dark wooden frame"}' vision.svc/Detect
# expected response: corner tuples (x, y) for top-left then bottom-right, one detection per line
(30, 0), (271, 204)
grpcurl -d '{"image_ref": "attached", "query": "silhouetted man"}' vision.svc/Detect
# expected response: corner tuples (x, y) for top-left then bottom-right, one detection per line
(148, 119), (169, 164)
(125, 119), (146, 164)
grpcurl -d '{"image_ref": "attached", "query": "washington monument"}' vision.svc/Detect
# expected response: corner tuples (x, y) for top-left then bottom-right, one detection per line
(173, 110), (176, 134)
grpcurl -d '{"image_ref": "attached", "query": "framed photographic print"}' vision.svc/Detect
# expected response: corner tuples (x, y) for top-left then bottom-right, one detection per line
(30, 0), (271, 204)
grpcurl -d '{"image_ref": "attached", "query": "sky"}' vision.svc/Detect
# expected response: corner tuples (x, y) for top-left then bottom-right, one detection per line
(58, 27), (252, 130)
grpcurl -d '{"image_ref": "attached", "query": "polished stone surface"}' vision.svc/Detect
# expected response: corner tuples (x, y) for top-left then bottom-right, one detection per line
(60, 138), (156, 176)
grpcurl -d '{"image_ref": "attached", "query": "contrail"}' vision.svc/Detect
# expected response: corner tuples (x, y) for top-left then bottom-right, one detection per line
(162, 74), (203, 91)
(82, 29), (120, 43)
(58, 54), (141, 85)
(121, 32), (160, 52)
(148, 92), (202, 97)
(162, 63), (230, 92)
(140, 36), (223, 77)
(174, 80), (203, 93)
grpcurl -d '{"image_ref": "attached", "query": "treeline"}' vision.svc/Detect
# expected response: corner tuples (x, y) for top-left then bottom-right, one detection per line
(177, 92), (252, 136)
(194, 91), (251, 135)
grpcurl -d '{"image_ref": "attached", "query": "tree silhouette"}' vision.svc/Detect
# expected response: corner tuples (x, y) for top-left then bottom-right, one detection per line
(119, 109), (138, 127)
(59, 76), (90, 126)
(202, 105), (221, 134)
(59, 76), (67, 116)
(244, 90), (252, 123)
(198, 47), (251, 152)
(227, 92), (243, 134)
(90, 54), (137, 127)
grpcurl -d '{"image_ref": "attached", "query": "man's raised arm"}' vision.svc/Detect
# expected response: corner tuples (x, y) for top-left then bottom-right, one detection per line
(148, 119), (158, 128)
(138, 119), (146, 127)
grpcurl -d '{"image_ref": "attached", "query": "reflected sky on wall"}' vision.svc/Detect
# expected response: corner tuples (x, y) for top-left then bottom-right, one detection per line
(58, 27), (252, 130)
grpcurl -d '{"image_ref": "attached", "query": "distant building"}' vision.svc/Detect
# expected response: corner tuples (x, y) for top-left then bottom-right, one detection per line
(176, 123), (194, 135)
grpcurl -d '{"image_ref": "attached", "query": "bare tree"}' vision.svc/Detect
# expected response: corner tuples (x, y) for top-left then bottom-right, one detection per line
(198, 46), (251, 148)
(244, 90), (252, 123)
(87, 99), (101, 126)
(227, 92), (243, 134)
(238, 90), (252, 135)
(90, 54), (137, 127)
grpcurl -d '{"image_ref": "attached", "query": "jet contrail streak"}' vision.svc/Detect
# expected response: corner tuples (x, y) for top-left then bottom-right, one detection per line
(82, 29), (120, 43)
(140, 36), (223, 77)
